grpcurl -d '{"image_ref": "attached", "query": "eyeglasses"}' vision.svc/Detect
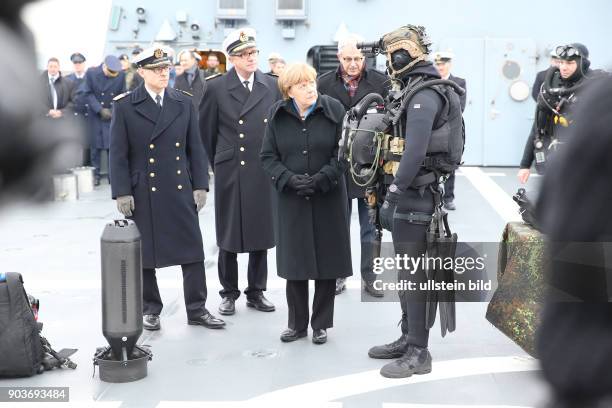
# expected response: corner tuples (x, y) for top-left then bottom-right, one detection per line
(342, 56), (364, 64)
(232, 49), (260, 59)
(556, 45), (581, 59)
(292, 81), (317, 92)
(146, 66), (171, 75)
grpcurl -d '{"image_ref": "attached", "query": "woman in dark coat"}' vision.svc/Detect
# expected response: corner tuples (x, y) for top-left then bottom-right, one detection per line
(260, 63), (352, 345)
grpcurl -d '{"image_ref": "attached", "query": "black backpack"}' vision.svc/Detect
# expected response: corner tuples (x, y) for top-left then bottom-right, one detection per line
(423, 82), (465, 175)
(0, 272), (44, 377)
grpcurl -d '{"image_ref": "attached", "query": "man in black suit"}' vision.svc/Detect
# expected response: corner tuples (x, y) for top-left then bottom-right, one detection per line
(433, 51), (466, 211)
(175, 49), (207, 110)
(109, 47), (225, 332)
(42, 57), (74, 119)
(317, 33), (390, 297)
(199, 28), (282, 316)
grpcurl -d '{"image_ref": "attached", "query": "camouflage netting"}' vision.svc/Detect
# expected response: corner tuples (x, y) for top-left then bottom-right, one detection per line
(486, 222), (546, 357)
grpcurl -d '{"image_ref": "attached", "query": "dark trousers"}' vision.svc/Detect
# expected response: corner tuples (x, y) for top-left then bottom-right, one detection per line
(286, 279), (336, 331)
(218, 248), (267, 300)
(143, 262), (208, 319)
(347, 198), (378, 283)
(90, 148), (109, 179)
(392, 189), (435, 349)
(443, 171), (455, 202)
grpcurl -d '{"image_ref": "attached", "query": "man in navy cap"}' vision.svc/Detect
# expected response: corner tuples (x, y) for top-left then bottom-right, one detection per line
(67, 52), (87, 82)
(66, 52), (90, 165)
(132, 46), (143, 57)
(110, 46), (225, 331)
(80, 55), (125, 185)
(200, 28), (282, 316)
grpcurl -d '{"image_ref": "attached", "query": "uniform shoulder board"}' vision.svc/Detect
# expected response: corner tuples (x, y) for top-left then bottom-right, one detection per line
(177, 89), (193, 97)
(266, 72), (279, 78)
(205, 73), (222, 81)
(113, 91), (131, 101)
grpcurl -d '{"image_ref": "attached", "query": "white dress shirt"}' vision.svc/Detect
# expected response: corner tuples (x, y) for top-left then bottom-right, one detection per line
(144, 85), (165, 107)
(236, 71), (255, 92)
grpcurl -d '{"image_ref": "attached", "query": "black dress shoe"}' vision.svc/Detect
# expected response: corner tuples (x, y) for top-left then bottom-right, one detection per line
(280, 328), (307, 342)
(218, 297), (235, 315)
(246, 294), (275, 312)
(312, 329), (327, 344)
(335, 278), (346, 295)
(143, 314), (160, 331)
(94, 177), (101, 187)
(188, 311), (226, 329)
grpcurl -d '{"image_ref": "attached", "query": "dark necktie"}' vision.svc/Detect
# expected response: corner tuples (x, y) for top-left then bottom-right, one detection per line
(243, 80), (250, 93)
(155, 94), (162, 109)
(49, 77), (58, 110)
(187, 72), (194, 86)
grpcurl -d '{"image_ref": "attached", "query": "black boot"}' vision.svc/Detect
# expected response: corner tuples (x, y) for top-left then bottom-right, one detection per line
(380, 345), (432, 378)
(368, 333), (410, 359)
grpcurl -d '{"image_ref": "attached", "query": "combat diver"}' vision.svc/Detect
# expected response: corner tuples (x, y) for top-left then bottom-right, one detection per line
(517, 43), (595, 184)
(358, 25), (464, 378)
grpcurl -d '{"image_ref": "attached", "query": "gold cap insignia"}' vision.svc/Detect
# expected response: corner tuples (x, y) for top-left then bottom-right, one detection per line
(239, 31), (248, 42)
(154, 48), (164, 59)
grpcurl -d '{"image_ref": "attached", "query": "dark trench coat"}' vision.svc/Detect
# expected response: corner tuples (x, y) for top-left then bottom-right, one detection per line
(260, 95), (353, 280)
(110, 84), (209, 269)
(199, 68), (281, 253)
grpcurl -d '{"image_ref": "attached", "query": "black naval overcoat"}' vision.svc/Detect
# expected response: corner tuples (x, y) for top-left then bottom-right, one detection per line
(199, 68), (282, 253)
(81, 64), (126, 149)
(260, 95), (353, 281)
(110, 84), (209, 269)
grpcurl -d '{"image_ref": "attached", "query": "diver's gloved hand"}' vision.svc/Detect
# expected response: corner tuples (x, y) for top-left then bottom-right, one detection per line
(380, 185), (401, 232)
(117, 195), (135, 217)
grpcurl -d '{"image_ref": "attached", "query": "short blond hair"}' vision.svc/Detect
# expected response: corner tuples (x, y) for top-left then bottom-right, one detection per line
(277, 63), (317, 99)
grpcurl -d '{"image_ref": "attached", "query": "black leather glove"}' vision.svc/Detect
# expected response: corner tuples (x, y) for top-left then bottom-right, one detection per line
(312, 173), (331, 193)
(379, 188), (400, 232)
(287, 174), (312, 192)
(99, 108), (112, 121)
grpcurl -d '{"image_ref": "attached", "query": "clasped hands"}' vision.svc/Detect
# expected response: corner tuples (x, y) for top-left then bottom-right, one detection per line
(287, 174), (326, 197)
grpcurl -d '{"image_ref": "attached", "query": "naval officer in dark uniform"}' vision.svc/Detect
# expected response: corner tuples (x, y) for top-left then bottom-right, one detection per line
(110, 47), (225, 331)
(199, 28), (282, 316)
(81, 55), (126, 185)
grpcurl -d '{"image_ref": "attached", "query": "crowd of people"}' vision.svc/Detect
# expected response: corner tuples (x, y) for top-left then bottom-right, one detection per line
(42, 44), (286, 186)
(35, 19), (611, 405)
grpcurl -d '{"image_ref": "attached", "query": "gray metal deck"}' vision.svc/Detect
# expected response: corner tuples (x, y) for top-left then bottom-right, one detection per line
(0, 167), (549, 408)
